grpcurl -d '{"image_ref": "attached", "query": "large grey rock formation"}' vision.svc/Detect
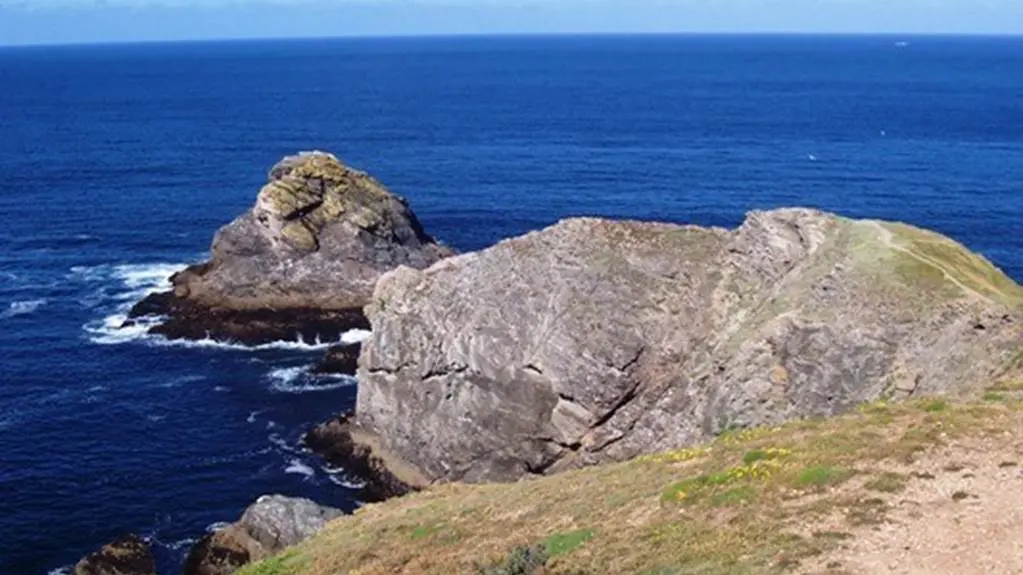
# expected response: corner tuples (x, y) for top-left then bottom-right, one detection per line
(73, 534), (155, 575)
(129, 151), (452, 345)
(354, 209), (1023, 484)
(184, 495), (342, 575)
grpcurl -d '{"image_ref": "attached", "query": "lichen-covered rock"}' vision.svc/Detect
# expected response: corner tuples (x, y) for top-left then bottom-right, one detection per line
(129, 151), (452, 345)
(355, 208), (1023, 484)
(73, 534), (155, 575)
(184, 495), (342, 575)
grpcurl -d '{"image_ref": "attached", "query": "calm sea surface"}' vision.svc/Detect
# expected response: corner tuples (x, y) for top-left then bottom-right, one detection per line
(1, 35), (1021, 574)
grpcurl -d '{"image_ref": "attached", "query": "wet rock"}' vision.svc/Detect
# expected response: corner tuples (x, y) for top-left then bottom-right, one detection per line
(312, 342), (362, 376)
(304, 414), (426, 502)
(73, 534), (155, 575)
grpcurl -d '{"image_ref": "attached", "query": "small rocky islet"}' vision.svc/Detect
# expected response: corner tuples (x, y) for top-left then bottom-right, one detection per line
(81, 151), (1023, 574)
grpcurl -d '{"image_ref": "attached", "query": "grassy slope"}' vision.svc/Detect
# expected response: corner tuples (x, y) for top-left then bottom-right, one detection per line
(240, 383), (1023, 575)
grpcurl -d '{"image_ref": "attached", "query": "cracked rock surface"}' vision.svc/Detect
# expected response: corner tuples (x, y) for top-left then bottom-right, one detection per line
(356, 208), (1023, 484)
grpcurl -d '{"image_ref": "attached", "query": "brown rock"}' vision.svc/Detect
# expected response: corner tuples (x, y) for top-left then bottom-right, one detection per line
(73, 534), (155, 575)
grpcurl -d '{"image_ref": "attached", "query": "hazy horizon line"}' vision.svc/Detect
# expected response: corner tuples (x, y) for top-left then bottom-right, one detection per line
(4, 30), (1022, 49)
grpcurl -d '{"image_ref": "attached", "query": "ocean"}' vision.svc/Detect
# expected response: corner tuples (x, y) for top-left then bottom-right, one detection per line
(0, 34), (1020, 574)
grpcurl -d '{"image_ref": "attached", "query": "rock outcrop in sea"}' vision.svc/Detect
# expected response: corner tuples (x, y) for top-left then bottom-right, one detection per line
(184, 495), (341, 575)
(129, 151), (452, 347)
(73, 534), (156, 575)
(347, 209), (1022, 484)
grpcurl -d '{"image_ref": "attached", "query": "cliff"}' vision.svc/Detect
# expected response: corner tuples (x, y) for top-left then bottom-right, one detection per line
(353, 208), (1022, 484)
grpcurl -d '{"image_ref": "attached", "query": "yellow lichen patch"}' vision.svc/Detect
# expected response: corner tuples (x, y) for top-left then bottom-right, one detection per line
(770, 365), (790, 385)
(281, 221), (318, 252)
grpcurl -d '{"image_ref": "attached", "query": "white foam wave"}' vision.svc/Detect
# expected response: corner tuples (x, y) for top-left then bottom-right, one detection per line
(267, 365), (357, 394)
(328, 474), (368, 489)
(341, 329), (372, 344)
(0, 298), (47, 319)
(285, 458), (316, 479)
(47, 567), (73, 575)
(247, 410), (262, 424)
(161, 537), (198, 552)
(86, 315), (357, 352)
(205, 521), (232, 533)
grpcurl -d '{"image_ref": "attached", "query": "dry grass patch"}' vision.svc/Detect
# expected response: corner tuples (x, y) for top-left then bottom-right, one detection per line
(240, 399), (1023, 575)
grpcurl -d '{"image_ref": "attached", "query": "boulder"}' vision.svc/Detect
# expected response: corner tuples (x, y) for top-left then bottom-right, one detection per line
(355, 209), (1023, 484)
(312, 343), (362, 376)
(73, 534), (155, 575)
(184, 495), (342, 575)
(130, 151), (452, 345)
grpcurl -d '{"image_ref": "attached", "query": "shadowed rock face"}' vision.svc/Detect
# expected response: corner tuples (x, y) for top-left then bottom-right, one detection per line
(184, 495), (342, 575)
(355, 208), (1023, 484)
(129, 151), (452, 345)
(73, 535), (155, 575)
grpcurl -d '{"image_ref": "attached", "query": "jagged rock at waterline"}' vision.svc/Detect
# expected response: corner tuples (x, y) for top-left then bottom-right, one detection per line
(73, 534), (156, 575)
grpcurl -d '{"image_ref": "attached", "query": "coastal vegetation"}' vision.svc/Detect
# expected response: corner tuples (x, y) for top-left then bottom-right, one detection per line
(239, 393), (1023, 574)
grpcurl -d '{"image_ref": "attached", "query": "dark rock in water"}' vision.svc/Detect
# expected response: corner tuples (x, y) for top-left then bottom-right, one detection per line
(129, 151), (453, 346)
(73, 534), (155, 575)
(353, 208), (1023, 485)
(312, 342), (362, 376)
(127, 293), (370, 346)
(304, 414), (425, 502)
(184, 495), (342, 575)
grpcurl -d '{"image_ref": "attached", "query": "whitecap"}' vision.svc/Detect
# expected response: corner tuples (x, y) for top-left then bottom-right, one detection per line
(328, 474), (368, 489)
(160, 537), (198, 552)
(285, 458), (316, 479)
(246, 410), (262, 424)
(0, 298), (47, 319)
(341, 328), (372, 344)
(205, 521), (232, 533)
(46, 567), (73, 575)
(267, 366), (357, 394)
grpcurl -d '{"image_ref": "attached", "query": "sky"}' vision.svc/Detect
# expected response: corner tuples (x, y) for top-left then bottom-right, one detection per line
(0, 0), (1021, 46)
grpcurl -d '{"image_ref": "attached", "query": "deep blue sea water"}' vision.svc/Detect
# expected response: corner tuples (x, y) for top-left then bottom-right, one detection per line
(1, 35), (1021, 574)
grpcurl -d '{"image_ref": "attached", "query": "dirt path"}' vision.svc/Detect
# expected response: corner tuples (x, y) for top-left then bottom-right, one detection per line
(805, 436), (1023, 575)
(868, 221), (994, 306)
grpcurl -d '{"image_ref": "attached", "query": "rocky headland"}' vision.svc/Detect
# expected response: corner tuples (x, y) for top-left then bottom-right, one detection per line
(349, 208), (1022, 484)
(128, 151), (452, 350)
(106, 154), (1022, 574)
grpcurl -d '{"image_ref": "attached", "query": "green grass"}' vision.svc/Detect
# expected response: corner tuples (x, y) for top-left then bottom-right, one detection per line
(924, 400), (949, 413)
(544, 528), (595, 558)
(237, 551), (301, 575)
(983, 392), (1006, 402)
(795, 466), (852, 489)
